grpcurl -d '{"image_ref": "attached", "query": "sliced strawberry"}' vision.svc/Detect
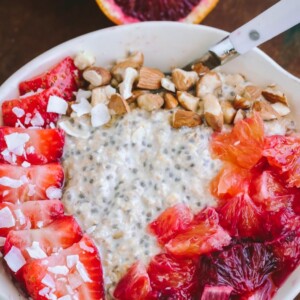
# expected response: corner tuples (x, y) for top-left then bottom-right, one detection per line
(200, 285), (233, 300)
(114, 261), (151, 300)
(217, 194), (265, 239)
(0, 127), (65, 165)
(19, 57), (79, 101)
(210, 163), (252, 201)
(148, 203), (193, 245)
(0, 163), (64, 202)
(147, 253), (197, 299)
(210, 113), (264, 169)
(3, 216), (83, 265)
(263, 135), (300, 188)
(2, 87), (61, 128)
(198, 242), (277, 295)
(165, 208), (231, 257)
(240, 279), (275, 300)
(22, 235), (104, 300)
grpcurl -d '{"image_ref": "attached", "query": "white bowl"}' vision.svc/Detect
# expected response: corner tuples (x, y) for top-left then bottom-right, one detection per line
(0, 22), (299, 300)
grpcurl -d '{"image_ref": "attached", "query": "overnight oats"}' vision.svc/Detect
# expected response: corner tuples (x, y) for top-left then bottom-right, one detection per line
(0, 50), (299, 300)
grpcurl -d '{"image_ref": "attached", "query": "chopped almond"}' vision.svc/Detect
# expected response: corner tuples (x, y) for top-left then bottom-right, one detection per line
(164, 93), (178, 109)
(252, 101), (280, 120)
(262, 87), (288, 105)
(137, 67), (164, 90)
(172, 69), (198, 91)
(177, 91), (199, 112)
(221, 101), (237, 124)
(196, 72), (222, 98)
(172, 110), (202, 128)
(191, 62), (210, 75)
(161, 77), (176, 92)
(243, 85), (262, 100)
(83, 67), (112, 87)
(127, 90), (150, 104)
(137, 94), (164, 111)
(271, 102), (291, 117)
(108, 94), (130, 115)
(233, 109), (246, 124)
(233, 95), (252, 110)
(203, 94), (223, 131)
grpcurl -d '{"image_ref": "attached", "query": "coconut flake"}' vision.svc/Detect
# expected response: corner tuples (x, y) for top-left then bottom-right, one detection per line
(46, 186), (62, 199)
(49, 122), (56, 129)
(58, 120), (90, 139)
(48, 265), (69, 275)
(66, 255), (79, 269)
(21, 161), (31, 168)
(65, 284), (75, 295)
(47, 96), (68, 115)
(31, 111), (45, 127)
(39, 287), (50, 296)
(91, 103), (111, 127)
(76, 261), (92, 283)
(14, 209), (26, 225)
(74, 52), (95, 70)
(0, 177), (24, 188)
(0, 237), (6, 247)
(41, 274), (56, 289)
(58, 295), (72, 300)
(16, 119), (26, 128)
(75, 89), (92, 102)
(0, 207), (16, 229)
(26, 241), (47, 259)
(27, 184), (36, 197)
(4, 246), (26, 272)
(12, 107), (25, 118)
(79, 241), (94, 253)
(4, 133), (30, 156)
(24, 113), (32, 125)
(68, 273), (83, 289)
(26, 146), (35, 154)
(71, 98), (92, 117)
(37, 221), (44, 228)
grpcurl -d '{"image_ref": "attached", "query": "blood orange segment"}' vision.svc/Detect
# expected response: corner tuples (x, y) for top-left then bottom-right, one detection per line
(96, 0), (219, 24)
(210, 113), (264, 169)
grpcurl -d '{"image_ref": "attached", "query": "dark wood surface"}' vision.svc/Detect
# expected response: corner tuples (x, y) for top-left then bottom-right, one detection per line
(0, 0), (299, 299)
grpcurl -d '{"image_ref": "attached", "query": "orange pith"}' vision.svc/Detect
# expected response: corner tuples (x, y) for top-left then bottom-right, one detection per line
(96, 0), (219, 25)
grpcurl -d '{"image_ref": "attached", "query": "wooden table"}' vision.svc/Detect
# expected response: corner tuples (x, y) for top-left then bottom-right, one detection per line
(0, 0), (299, 299)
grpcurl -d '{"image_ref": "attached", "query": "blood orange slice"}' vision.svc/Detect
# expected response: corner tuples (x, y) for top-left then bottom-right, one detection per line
(96, 0), (219, 24)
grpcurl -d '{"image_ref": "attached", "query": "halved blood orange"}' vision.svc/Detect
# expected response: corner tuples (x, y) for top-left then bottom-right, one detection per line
(96, 0), (219, 24)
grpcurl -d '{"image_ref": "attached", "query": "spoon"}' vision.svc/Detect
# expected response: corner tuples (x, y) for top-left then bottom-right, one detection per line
(184, 0), (300, 71)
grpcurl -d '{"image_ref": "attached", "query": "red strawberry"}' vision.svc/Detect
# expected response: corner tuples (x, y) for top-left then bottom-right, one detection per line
(0, 163), (64, 202)
(3, 216), (83, 265)
(147, 253), (197, 299)
(114, 261), (151, 300)
(0, 127), (65, 165)
(0, 200), (64, 238)
(198, 243), (277, 295)
(19, 57), (79, 101)
(22, 235), (104, 300)
(2, 87), (61, 128)
(148, 203), (193, 245)
(165, 208), (231, 257)
(200, 285), (233, 300)
(217, 194), (264, 239)
(240, 279), (275, 300)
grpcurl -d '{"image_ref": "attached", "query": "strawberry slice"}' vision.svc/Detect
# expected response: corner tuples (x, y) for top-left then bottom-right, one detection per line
(148, 203), (193, 245)
(22, 235), (104, 300)
(114, 261), (151, 300)
(2, 87), (61, 128)
(3, 216), (83, 265)
(200, 285), (233, 300)
(0, 127), (65, 165)
(217, 194), (265, 239)
(240, 279), (275, 300)
(198, 243), (277, 295)
(19, 57), (79, 101)
(147, 253), (197, 299)
(165, 208), (231, 257)
(0, 163), (64, 202)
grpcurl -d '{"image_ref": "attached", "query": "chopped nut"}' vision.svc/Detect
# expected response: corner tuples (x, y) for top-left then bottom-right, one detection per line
(234, 109), (246, 124)
(262, 87), (288, 105)
(164, 93), (178, 109)
(203, 94), (223, 131)
(196, 72), (222, 98)
(221, 101), (236, 124)
(233, 95), (252, 109)
(119, 67), (139, 100)
(137, 94), (164, 111)
(74, 51), (95, 70)
(224, 74), (245, 87)
(172, 69), (198, 91)
(91, 85), (116, 106)
(111, 51), (144, 81)
(172, 110), (202, 128)
(197, 101), (204, 116)
(177, 91), (199, 112)
(252, 101), (280, 120)
(127, 90), (150, 104)
(66, 101), (76, 116)
(110, 78), (119, 88)
(191, 62), (210, 75)
(271, 102), (291, 116)
(137, 67), (164, 90)
(243, 85), (262, 100)
(108, 94), (130, 115)
(82, 67), (111, 87)
(161, 77), (176, 92)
